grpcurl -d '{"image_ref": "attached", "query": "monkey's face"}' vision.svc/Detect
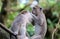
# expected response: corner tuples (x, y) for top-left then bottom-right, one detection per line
(32, 5), (42, 16)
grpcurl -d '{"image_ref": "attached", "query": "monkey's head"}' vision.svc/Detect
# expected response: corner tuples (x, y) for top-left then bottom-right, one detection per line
(18, 10), (28, 16)
(21, 10), (27, 14)
(32, 5), (42, 16)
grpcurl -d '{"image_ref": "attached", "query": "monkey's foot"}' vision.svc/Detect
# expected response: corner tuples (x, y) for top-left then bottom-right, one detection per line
(31, 35), (42, 39)
(18, 36), (29, 39)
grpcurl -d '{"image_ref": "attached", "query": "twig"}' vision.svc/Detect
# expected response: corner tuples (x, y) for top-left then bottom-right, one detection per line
(52, 24), (58, 39)
(5, 3), (31, 12)
(52, 21), (60, 39)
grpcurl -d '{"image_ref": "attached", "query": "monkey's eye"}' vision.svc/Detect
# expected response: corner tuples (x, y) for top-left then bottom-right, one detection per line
(40, 8), (42, 10)
(33, 7), (36, 9)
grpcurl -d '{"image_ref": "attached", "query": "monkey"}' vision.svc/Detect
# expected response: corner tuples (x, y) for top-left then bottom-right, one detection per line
(31, 5), (47, 39)
(10, 10), (35, 39)
(31, 35), (43, 39)
(10, 4), (47, 39)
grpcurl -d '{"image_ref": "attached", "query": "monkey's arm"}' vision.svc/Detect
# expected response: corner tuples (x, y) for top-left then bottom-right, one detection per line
(30, 13), (38, 25)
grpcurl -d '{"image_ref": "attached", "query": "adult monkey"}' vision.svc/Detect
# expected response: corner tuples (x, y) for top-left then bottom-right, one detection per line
(31, 5), (47, 39)
(10, 10), (35, 39)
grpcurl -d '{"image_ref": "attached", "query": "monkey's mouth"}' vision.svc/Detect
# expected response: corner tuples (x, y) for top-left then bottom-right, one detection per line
(32, 12), (38, 16)
(32, 11), (38, 16)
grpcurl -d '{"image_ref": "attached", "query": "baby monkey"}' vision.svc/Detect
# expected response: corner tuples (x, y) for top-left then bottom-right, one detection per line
(10, 10), (35, 39)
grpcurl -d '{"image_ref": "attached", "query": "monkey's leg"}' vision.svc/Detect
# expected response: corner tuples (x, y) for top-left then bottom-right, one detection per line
(35, 24), (42, 35)
(19, 24), (29, 39)
(20, 24), (26, 36)
(10, 25), (20, 39)
(31, 25), (44, 39)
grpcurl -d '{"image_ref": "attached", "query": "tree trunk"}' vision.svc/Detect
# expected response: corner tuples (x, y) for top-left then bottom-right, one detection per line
(0, 0), (10, 39)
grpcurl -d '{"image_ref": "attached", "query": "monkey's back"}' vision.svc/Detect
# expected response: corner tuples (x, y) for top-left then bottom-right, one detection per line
(11, 12), (33, 33)
(10, 14), (26, 33)
(37, 11), (47, 37)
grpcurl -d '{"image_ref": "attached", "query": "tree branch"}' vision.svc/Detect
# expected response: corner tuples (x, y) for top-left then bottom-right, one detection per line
(5, 3), (31, 12)
(0, 23), (16, 36)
